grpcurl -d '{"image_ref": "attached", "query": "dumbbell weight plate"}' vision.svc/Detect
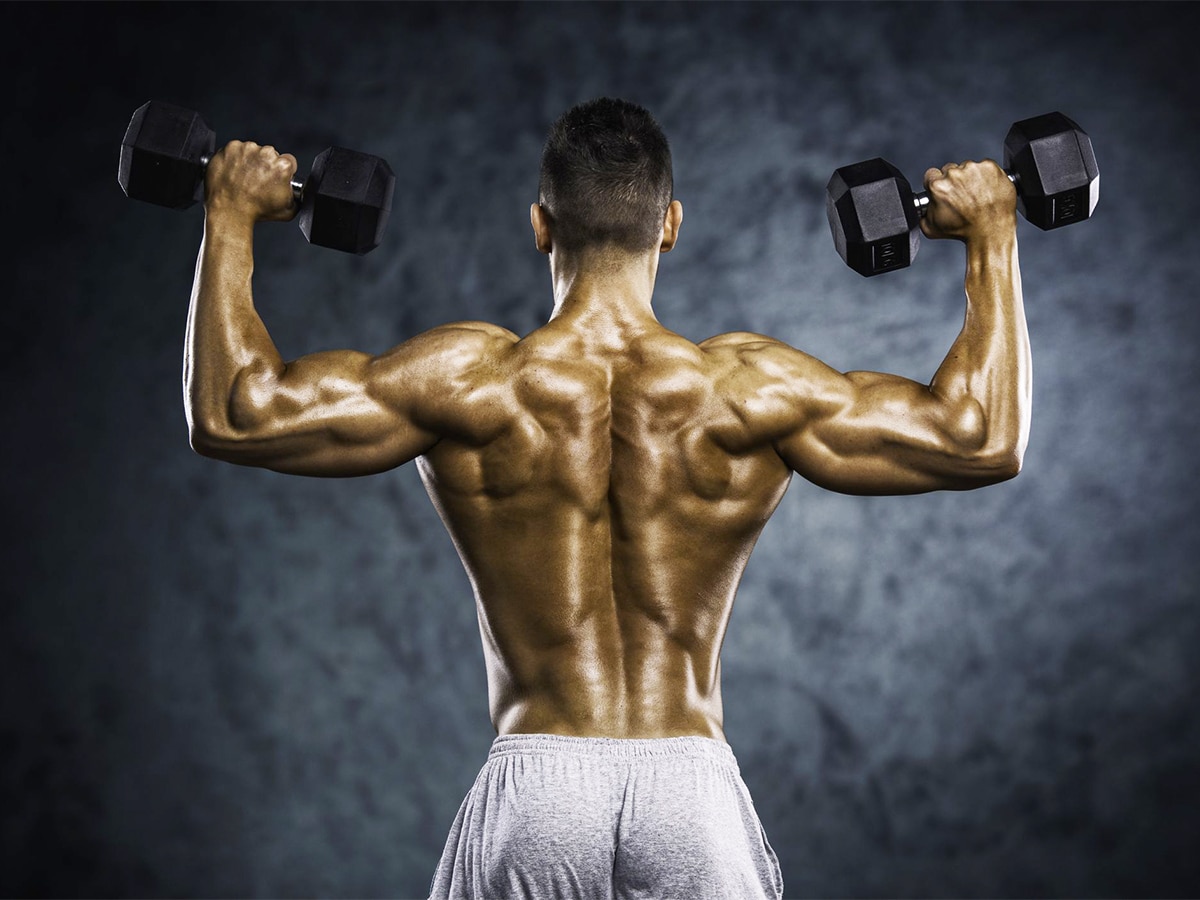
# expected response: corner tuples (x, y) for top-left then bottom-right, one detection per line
(118, 101), (215, 210)
(298, 148), (396, 256)
(1003, 112), (1099, 230)
(826, 158), (922, 277)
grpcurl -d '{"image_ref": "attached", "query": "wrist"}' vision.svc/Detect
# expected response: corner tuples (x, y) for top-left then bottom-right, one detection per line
(962, 211), (1017, 246)
(964, 227), (1017, 259)
(964, 230), (1019, 290)
(203, 205), (257, 240)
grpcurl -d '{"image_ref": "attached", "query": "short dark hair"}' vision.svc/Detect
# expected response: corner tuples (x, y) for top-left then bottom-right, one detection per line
(538, 98), (673, 254)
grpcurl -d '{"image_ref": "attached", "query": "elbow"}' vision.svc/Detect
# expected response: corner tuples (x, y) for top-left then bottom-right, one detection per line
(1004, 438), (1026, 479)
(988, 446), (1024, 483)
(186, 405), (255, 460)
(188, 417), (236, 460)
(189, 424), (225, 459)
(959, 441), (1024, 488)
(186, 374), (272, 460)
(944, 399), (1025, 486)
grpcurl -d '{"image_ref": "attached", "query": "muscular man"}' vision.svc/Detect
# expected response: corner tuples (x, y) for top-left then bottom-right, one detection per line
(185, 99), (1029, 899)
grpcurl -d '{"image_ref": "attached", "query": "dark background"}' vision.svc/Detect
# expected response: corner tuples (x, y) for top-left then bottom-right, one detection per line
(2, 2), (1197, 898)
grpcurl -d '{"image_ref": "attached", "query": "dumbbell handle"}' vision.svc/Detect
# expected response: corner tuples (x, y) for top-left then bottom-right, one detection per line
(911, 170), (1018, 216)
(198, 153), (305, 203)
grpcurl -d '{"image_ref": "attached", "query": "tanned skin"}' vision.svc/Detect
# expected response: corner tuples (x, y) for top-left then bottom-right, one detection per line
(186, 141), (1030, 742)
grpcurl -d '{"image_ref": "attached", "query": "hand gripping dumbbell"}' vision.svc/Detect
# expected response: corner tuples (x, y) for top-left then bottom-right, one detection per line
(826, 112), (1099, 277)
(118, 101), (395, 255)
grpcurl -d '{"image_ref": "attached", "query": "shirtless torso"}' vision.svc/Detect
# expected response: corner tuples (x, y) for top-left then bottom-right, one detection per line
(417, 318), (793, 740)
(185, 140), (1029, 741)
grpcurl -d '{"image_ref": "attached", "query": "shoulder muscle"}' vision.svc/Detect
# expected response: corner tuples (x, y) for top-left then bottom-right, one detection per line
(694, 332), (853, 455)
(699, 330), (784, 351)
(367, 320), (518, 438)
(371, 320), (516, 382)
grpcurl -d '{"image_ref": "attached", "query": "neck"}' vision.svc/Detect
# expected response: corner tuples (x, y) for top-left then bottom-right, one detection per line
(547, 245), (662, 330)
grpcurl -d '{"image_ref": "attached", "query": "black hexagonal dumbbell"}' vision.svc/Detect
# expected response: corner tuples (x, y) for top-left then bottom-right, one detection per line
(826, 112), (1099, 277)
(118, 101), (396, 255)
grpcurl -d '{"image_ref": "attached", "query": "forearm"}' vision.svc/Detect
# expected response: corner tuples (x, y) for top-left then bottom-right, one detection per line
(929, 234), (1031, 469)
(184, 213), (285, 442)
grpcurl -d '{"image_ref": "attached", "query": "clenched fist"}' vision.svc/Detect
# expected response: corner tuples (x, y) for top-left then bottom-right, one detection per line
(204, 140), (299, 224)
(920, 160), (1017, 244)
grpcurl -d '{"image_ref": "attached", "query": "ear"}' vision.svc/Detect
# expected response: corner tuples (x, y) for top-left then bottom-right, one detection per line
(660, 200), (683, 253)
(530, 203), (553, 255)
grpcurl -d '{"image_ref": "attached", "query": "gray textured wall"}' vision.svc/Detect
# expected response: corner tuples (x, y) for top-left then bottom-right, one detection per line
(2, 2), (1197, 898)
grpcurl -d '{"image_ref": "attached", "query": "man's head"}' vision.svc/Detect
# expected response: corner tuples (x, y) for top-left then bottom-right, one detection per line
(535, 98), (675, 256)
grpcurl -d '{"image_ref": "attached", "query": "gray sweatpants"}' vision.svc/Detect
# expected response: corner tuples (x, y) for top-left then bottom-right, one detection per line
(429, 733), (784, 900)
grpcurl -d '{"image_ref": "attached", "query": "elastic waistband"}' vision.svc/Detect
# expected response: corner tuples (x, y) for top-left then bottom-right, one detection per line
(488, 732), (736, 765)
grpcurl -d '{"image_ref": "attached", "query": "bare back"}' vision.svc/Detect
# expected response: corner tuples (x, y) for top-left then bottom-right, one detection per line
(417, 319), (792, 739)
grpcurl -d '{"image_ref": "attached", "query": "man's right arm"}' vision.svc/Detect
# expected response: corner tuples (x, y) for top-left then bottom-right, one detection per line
(735, 159), (1031, 495)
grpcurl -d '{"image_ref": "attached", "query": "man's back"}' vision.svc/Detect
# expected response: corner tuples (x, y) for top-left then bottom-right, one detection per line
(419, 313), (793, 739)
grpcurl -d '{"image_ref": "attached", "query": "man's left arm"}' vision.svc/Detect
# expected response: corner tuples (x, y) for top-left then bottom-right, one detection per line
(184, 140), (512, 477)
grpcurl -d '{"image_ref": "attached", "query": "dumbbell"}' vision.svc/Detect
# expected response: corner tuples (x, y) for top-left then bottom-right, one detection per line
(118, 101), (395, 255)
(826, 112), (1099, 277)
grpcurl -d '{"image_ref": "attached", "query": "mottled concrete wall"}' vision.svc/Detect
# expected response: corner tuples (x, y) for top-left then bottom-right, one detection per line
(2, 2), (1197, 897)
